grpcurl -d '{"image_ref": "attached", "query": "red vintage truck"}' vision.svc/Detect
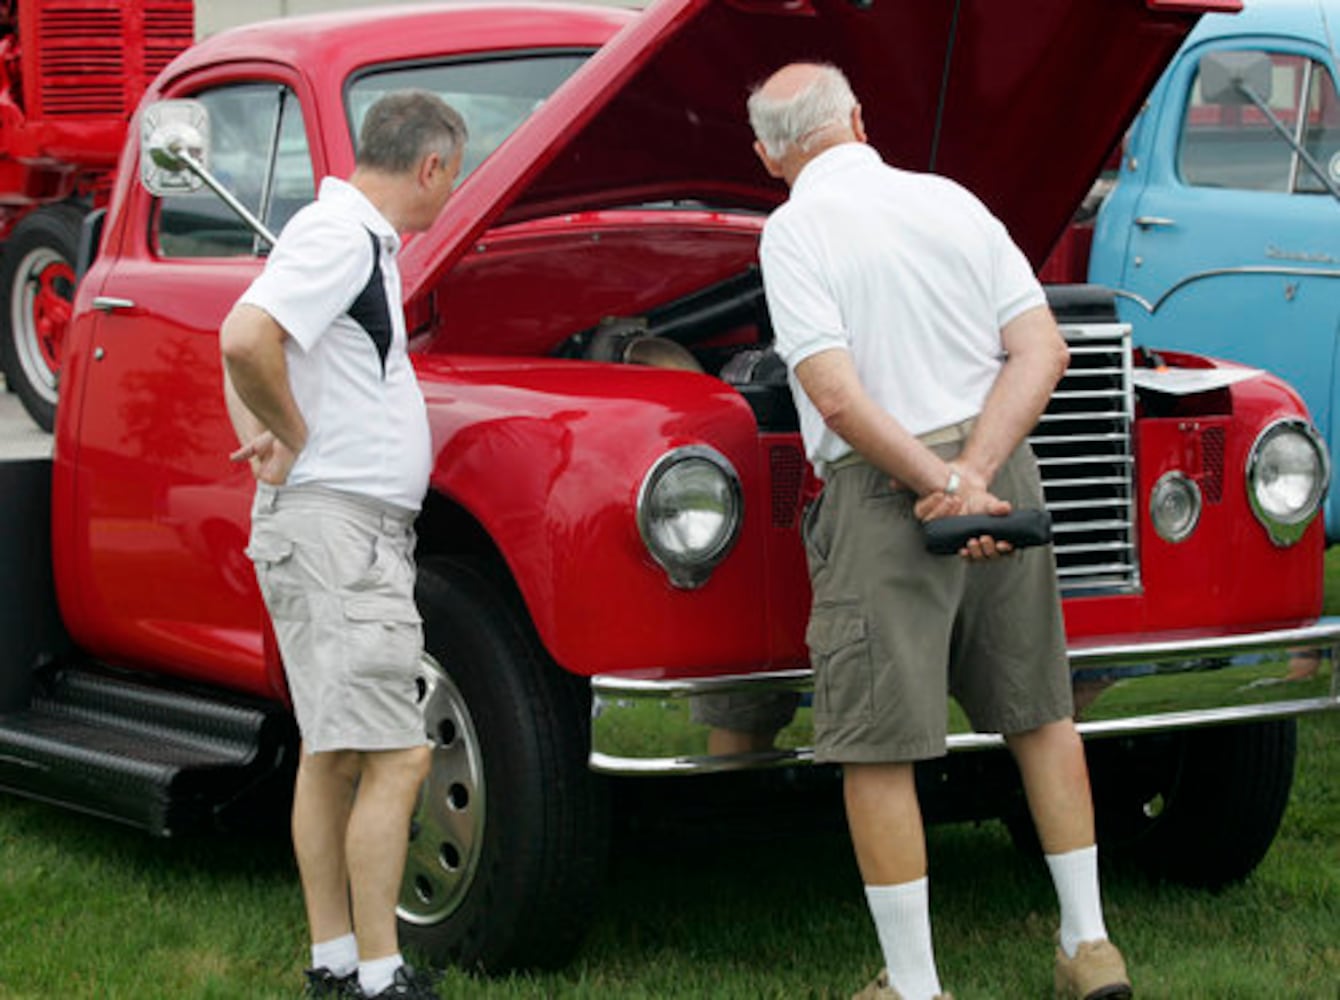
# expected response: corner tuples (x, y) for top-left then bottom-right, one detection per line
(1, 0), (1338, 975)
(0, 0), (194, 431)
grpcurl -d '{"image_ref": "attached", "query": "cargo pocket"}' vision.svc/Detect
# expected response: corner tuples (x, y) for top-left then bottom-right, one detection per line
(341, 594), (424, 682)
(806, 601), (875, 728)
(246, 534), (309, 621)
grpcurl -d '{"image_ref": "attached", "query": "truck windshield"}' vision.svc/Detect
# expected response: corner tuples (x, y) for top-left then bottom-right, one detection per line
(347, 53), (589, 182)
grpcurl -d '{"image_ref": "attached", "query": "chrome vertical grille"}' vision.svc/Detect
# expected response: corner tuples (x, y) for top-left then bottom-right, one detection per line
(1029, 323), (1138, 594)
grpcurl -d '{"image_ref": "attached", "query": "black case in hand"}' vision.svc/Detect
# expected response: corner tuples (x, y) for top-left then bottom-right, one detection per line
(922, 509), (1053, 555)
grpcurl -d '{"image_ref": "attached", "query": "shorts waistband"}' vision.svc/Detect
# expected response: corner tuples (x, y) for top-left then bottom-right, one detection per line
(254, 482), (417, 531)
(824, 416), (978, 476)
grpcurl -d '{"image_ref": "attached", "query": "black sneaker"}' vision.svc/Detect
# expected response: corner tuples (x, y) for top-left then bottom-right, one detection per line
(303, 966), (360, 998)
(364, 964), (442, 1000)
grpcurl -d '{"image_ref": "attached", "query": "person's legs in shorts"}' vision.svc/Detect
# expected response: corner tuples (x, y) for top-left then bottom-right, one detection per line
(250, 487), (434, 995)
(805, 463), (962, 998)
(951, 444), (1129, 997)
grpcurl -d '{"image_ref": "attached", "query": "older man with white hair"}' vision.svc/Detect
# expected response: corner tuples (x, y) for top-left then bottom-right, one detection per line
(747, 63), (1131, 1000)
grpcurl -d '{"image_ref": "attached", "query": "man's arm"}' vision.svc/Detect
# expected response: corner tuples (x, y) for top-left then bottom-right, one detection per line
(945, 304), (1069, 494)
(220, 303), (308, 454)
(220, 303), (307, 484)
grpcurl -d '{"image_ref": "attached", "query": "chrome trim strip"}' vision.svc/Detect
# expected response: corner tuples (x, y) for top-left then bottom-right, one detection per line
(589, 620), (1340, 775)
(1113, 264), (1340, 315)
(590, 698), (1336, 776)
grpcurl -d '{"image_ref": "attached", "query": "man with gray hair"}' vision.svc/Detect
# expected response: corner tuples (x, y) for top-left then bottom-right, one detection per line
(748, 63), (1131, 1000)
(220, 90), (467, 1000)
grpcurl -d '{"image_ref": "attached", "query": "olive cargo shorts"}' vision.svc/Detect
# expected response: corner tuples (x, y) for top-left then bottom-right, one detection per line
(247, 483), (429, 755)
(802, 441), (1073, 764)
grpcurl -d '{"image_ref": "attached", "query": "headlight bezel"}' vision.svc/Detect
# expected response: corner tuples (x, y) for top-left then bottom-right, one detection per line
(1246, 417), (1329, 547)
(636, 444), (743, 589)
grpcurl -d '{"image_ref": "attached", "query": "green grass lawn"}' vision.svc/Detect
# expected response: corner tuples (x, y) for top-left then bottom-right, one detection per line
(3, 578), (1339, 997)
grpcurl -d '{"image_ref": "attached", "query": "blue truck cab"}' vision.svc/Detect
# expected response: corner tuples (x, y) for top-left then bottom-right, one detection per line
(1089, 0), (1340, 537)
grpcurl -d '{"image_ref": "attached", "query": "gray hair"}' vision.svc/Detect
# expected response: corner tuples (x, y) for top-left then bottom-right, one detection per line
(356, 90), (468, 174)
(747, 64), (858, 160)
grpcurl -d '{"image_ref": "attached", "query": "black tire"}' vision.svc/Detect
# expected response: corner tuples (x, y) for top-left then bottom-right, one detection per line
(399, 557), (610, 972)
(1089, 720), (1297, 888)
(0, 203), (85, 432)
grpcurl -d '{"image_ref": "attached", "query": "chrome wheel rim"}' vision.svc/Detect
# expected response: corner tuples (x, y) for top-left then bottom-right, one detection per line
(398, 653), (486, 926)
(11, 246), (71, 403)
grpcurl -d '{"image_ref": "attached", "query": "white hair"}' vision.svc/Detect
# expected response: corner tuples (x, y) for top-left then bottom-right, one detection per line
(747, 64), (858, 160)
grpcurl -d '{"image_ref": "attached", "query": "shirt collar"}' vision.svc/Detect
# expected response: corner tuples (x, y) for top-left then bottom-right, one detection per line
(318, 176), (401, 254)
(791, 142), (882, 198)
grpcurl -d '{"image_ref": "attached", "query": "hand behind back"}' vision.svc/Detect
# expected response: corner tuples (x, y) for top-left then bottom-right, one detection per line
(911, 465), (1014, 560)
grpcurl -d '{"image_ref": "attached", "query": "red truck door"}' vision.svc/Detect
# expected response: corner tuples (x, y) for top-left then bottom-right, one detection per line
(65, 74), (320, 699)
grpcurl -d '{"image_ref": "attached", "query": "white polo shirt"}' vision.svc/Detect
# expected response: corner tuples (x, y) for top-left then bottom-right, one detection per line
(239, 177), (431, 512)
(759, 143), (1047, 473)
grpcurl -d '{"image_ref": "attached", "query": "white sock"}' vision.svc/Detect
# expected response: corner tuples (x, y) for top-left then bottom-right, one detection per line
(310, 933), (357, 976)
(1046, 845), (1109, 957)
(864, 879), (943, 1000)
(358, 953), (404, 996)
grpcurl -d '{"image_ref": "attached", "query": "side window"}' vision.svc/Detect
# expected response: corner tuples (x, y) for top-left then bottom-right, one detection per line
(156, 84), (316, 258)
(1298, 61), (1340, 194)
(1179, 50), (1339, 194)
(346, 53), (588, 182)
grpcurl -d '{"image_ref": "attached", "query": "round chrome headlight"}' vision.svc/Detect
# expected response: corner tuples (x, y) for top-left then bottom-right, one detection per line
(637, 445), (743, 589)
(1247, 418), (1329, 546)
(1150, 471), (1202, 543)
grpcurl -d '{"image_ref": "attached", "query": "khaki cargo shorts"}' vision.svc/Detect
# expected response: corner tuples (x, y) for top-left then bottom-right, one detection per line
(247, 483), (429, 755)
(803, 439), (1072, 764)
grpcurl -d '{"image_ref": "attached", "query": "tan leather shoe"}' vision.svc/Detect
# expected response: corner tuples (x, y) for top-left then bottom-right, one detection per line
(851, 968), (953, 1000)
(1054, 939), (1132, 999)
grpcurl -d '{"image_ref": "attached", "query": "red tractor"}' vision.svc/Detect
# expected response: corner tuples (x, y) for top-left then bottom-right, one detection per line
(0, 0), (193, 430)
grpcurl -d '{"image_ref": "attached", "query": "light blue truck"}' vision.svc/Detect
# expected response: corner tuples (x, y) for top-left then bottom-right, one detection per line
(1087, 0), (1340, 537)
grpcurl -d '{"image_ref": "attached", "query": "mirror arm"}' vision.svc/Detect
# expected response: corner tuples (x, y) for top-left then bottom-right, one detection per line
(171, 144), (279, 246)
(1236, 83), (1340, 201)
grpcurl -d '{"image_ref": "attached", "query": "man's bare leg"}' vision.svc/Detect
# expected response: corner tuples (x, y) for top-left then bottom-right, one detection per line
(346, 745), (432, 960)
(1006, 718), (1093, 853)
(291, 746), (360, 945)
(845, 761), (942, 999)
(1007, 718), (1122, 979)
(844, 761), (925, 882)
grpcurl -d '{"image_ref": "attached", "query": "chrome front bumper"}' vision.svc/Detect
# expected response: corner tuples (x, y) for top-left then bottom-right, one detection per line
(589, 619), (1340, 775)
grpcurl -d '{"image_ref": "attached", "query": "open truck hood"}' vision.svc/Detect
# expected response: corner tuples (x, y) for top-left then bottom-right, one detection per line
(401, 0), (1239, 301)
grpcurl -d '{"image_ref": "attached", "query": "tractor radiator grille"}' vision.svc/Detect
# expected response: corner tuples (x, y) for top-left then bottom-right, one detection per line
(32, 1), (193, 117)
(144, 2), (195, 78)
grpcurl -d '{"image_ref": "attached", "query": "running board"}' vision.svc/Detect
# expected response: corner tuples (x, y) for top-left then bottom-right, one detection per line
(0, 666), (295, 835)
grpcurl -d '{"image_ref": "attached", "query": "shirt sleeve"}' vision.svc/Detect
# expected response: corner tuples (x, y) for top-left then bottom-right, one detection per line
(988, 213), (1047, 329)
(759, 215), (849, 369)
(237, 208), (375, 352)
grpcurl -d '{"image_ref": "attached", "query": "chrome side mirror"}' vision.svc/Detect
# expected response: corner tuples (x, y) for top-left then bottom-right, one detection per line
(137, 98), (277, 245)
(141, 99), (211, 195)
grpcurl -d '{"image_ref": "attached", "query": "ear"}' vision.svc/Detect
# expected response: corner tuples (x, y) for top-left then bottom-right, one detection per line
(753, 140), (784, 179)
(851, 103), (867, 144)
(417, 151), (441, 188)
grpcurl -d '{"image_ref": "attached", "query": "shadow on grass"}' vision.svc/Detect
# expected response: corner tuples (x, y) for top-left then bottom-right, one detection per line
(0, 794), (295, 885)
